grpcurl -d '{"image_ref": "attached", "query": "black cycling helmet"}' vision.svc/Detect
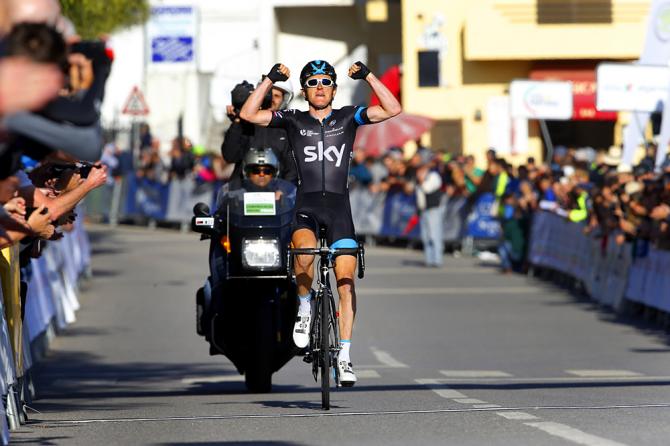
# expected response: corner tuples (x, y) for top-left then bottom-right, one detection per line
(300, 60), (337, 87)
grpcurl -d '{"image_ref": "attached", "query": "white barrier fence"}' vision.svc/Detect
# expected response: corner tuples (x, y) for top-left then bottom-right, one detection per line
(529, 211), (668, 312)
(0, 217), (90, 444)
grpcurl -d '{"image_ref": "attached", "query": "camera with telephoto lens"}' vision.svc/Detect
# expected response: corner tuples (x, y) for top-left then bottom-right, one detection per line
(231, 81), (255, 114)
(49, 161), (98, 179)
(230, 80), (273, 117)
(25, 206), (49, 219)
(70, 40), (108, 66)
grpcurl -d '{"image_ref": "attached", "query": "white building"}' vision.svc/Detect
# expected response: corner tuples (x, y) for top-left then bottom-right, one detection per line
(101, 0), (400, 153)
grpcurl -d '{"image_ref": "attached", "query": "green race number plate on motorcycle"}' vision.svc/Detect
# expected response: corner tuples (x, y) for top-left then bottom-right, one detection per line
(244, 192), (276, 216)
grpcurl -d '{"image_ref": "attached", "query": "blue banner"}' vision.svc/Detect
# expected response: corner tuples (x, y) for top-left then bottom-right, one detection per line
(465, 193), (501, 239)
(151, 37), (194, 63)
(123, 176), (170, 220)
(380, 192), (420, 239)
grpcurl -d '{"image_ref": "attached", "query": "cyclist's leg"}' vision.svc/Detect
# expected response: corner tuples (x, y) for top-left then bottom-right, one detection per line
(333, 252), (357, 342)
(292, 228), (317, 296)
(291, 211), (319, 348)
(333, 248), (358, 386)
(328, 200), (359, 344)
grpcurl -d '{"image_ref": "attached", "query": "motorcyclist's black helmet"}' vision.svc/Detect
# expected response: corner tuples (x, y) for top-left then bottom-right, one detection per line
(243, 148), (279, 178)
(300, 60), (337, 88)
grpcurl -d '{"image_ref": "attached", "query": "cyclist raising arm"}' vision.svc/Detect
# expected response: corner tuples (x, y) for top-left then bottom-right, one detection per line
(241, 60), (401, 386)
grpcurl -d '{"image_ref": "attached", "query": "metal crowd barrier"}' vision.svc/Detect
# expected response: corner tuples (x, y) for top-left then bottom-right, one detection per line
(528, 211), (668, 313)
(0, 213), (91, 443)
(88, 175), (504, 243)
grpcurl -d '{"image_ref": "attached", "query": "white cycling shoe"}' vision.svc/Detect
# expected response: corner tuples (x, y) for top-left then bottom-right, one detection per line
(338, 360), (357, 387)
(293, 312), (311, 348)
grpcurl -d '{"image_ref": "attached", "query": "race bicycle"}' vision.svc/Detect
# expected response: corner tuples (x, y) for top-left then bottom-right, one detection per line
(287, 226), (364, 410)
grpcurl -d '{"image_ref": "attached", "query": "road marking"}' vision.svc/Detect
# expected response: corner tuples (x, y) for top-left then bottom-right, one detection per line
(497, 411), (539, 420)
(441, 370), (513, 378)
(524, 421), (628, 446)
(371, 347), (409, 368)
(415, 378), (468, 399)
(355, 370), (381, 379)
(425, 375), (670, 383)
(474, 404), (502, 409)
(360, 287), (541, 296)
(40, 403), (670, 426)
(454, 398), (488, 404)
(565, 370), (642, 378)
(433, 389), (469, 399)
(182, 375), (243, 385)
(366, 267), (491, 275)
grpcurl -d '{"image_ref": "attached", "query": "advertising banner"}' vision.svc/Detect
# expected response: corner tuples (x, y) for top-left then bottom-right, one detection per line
(596, 63), (670, 112)
(380, 192), (420, 239)
(510, 80), (573, 120)
(623, 0), (670, 166)
(465, 193), (502, 239)
(123, 176), (170, 220)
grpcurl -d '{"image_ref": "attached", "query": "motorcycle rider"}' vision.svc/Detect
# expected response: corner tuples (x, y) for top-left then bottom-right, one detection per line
(240, 60), (401, 386)
(221, 148), (296, 206)
(221, 79), (298, 185)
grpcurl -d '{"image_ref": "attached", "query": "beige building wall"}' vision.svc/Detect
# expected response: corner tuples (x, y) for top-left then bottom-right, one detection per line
(275, 3), (402, 109)
(401, 0), (650, 166)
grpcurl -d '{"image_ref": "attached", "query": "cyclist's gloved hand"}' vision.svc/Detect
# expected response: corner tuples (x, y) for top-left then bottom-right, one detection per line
(349, 61), (371, 80)
(267, 63), (289, 83)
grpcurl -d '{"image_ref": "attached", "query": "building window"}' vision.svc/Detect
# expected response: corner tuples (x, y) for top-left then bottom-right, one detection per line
(418, 50), (440, 87)
(537, 0), (612, 24)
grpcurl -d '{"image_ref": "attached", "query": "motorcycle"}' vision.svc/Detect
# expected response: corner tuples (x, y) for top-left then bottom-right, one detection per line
(192, 182), (297, 393)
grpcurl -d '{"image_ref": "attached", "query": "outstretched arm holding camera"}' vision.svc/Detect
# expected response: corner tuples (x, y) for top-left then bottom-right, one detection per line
(19, 163), (108, 220)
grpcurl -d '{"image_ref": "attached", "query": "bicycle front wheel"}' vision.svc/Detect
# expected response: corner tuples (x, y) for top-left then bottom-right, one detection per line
(320, 288), (330, 410)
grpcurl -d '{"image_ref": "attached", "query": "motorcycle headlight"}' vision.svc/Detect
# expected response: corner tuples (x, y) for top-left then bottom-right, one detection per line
(242, 238), (281, 270)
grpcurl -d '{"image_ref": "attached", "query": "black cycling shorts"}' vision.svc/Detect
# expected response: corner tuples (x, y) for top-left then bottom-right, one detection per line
(292, 192), (356, 247)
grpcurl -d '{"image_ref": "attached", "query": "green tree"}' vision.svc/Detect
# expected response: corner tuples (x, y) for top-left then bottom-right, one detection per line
(59, 0), (150, 40)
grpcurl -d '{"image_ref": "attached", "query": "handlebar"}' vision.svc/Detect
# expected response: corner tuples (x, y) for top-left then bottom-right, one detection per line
(288, 244), (365, 279)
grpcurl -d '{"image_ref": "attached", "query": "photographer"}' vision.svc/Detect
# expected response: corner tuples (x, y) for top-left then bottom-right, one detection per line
(0, 173), (54, 250)
(21, 156), (108, 223)
(221, 79), (297, 184)
(2, 20), (111, 162)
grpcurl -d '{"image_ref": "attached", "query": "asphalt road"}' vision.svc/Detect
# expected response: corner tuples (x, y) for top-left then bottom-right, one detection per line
(12, 225), (670, 445)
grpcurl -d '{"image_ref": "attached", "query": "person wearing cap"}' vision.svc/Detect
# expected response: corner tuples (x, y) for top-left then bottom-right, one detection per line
(568, 178), (592, 223)
(240, 59), (401, 387)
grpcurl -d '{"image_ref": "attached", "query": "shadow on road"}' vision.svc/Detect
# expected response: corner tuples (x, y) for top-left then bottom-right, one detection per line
(29, 336), (670, 415)
(155, 442), (306, 446)
(526, 274), (670, 349)
(9, 435), (72, 445)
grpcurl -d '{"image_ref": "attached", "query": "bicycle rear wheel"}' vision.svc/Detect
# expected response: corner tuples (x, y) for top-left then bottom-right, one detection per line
(320, 287), (330, 410)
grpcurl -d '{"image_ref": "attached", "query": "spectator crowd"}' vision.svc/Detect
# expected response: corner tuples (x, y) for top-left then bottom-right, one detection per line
(0, 0), (112, 316)
(345, 141), (670, 272)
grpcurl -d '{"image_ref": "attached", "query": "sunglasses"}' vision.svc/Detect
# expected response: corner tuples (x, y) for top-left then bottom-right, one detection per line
(304, 78), (334, 88)
(249, 166), (275, 175)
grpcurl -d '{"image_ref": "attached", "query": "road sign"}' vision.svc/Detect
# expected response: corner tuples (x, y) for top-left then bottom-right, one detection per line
(148, 6), (197, 64)
(122, 86), (150, 116)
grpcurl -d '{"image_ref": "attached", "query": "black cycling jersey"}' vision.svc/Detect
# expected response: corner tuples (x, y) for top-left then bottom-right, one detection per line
(268, 105), (370, 196)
